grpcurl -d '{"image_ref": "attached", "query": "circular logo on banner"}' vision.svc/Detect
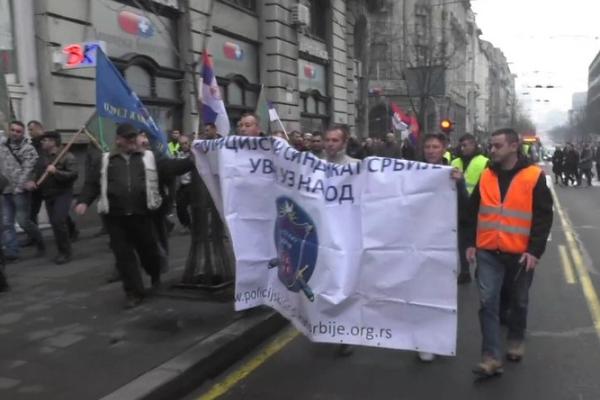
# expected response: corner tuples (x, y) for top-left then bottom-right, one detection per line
(269, 197), (318, 302)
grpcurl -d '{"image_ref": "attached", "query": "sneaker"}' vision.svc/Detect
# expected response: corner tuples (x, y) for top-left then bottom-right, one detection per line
(336, 344), (354, 357)
(457, 272), (472, 284)
(506, 340), (525, 362)
(472, 356), (504, 377)
(418, 352), (436, 362)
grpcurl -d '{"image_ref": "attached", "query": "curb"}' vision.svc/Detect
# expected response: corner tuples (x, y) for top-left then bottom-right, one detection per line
(100, 309), (287, 400)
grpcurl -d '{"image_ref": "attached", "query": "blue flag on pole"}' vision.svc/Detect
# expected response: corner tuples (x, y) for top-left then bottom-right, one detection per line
(95, 48), (168, 153)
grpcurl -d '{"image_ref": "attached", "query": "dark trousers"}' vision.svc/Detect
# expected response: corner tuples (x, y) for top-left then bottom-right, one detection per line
(45, 192), (73, 257)
(32, 189), (77, 237)
(105, 214), (162, 297)
(580, 168), (593, 186)
(457, 226), (470, 276)
(175, 184), (192, 228)
(596, 162), (600, 182)
(30, 189), (43, 224)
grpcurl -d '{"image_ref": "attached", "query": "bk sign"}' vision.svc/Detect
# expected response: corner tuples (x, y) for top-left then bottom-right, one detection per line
(61, 41), (106, 69)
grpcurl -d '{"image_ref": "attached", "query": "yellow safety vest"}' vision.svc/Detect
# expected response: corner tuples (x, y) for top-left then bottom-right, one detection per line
(451, 154), (489, 195)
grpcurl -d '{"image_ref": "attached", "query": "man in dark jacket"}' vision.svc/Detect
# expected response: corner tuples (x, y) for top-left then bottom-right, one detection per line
(75, 123), (194, 308)
(578, 143), (593, 186)
(33, 131), (78, 264)
(563, 143), (579, 186)
(376, 133), (403, 159)
(466, 128), (553, 377)
(551, 147), (564, 185)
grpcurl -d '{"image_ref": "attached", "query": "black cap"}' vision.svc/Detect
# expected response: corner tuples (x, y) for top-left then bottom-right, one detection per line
(41, 130), (61, 144)
(116, 123), (139, 138)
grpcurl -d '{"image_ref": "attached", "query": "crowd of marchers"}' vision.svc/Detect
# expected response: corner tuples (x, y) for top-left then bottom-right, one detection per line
(0, 113), (553, 380)
(551, 143), (599, 187)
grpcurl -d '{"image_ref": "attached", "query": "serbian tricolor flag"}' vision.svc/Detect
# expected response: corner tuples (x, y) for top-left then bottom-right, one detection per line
(390, 101), (420, 146)
(199, 52), (231, 135)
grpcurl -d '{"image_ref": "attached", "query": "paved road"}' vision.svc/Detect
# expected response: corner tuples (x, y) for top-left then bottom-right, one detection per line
(189, 174), (600, 400)
(0, 230), (237, 400)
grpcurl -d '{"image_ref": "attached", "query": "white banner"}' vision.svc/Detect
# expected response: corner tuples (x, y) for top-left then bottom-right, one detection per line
(193, 137), (458, 355)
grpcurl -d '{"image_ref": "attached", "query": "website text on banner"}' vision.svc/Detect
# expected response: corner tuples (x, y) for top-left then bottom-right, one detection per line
(192, 136), (458, 356)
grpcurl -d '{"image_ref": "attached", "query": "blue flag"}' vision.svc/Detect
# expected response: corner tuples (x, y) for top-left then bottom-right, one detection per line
(95, 48), (168, 153)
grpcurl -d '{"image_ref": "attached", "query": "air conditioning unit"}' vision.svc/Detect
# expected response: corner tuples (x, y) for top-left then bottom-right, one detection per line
(291, 3), (310, 27)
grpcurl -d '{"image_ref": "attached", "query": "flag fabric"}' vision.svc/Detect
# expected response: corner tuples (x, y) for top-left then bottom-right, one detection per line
(267, 101), (280, 123)
(390, 101), (420, 146)
(200, 52), (230, 136)
(255, 86), (286, 135)
(95, 48), (168, 153)
(390, 102), (409, 131)
(192, 136), (458, 355)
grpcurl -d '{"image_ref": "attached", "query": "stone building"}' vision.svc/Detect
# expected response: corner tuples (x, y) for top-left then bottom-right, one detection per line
(4, 0), (368, 148)
(361, 0), (514, 139)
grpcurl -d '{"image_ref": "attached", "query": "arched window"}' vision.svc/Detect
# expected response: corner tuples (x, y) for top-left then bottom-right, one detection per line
(125, 65), (153, 97)
(228, 80), (244, 106)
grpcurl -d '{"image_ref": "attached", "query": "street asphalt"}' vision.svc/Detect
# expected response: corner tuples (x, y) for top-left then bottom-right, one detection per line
(189, 170), (600, 400)
(0, 227), (252, 400)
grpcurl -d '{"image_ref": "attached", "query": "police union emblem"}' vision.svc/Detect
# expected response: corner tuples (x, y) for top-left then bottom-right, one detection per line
(269, 197), (318, 302)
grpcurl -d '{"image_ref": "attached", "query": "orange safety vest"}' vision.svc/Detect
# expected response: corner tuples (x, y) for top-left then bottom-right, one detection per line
(476, 165), (542, 254)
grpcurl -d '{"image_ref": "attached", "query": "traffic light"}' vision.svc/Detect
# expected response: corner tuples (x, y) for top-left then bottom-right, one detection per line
(440, 119), (453, 134)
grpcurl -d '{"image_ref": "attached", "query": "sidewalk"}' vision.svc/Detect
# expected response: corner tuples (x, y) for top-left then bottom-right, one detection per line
(0, 229), (285, 400)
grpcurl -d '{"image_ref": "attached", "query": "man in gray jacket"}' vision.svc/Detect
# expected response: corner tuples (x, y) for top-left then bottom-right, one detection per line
(0, 121), (45, 261)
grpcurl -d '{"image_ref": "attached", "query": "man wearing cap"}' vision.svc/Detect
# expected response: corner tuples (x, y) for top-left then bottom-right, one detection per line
(75, 123), (194, 308)
(32, 131), (78, 264)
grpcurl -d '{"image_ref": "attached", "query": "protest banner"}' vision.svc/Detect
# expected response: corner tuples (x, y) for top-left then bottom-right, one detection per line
(193, 136), (458, 355)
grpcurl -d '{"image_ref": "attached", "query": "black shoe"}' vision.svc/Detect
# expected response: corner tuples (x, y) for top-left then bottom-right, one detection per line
(124, 294), (144, 309)
(35, 247), (46, 258)
(0, 272), (9, 292)
(457, 272), (472, 284)
(19, 239), (35, 247)
(93, 228), (107, 237)
(5, 255), (19, 263)
(336, 344), (354, 357)
(106, 271), (121, 283)
(54, 254), (72, 265)
(70, 229), (80, 242)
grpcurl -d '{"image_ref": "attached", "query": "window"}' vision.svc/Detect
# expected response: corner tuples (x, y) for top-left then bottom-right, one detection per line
(0, 0), (17, 78)
(308, 0), (328, 40)
(225, 0), (256, 11)
(300, 90), (329, 132)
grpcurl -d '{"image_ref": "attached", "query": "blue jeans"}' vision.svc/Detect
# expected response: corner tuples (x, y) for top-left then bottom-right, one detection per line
(476, 250), (534, 360)
(3, 192), (43, 257)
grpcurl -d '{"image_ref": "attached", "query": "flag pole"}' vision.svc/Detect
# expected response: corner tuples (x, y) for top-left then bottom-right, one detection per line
(35, 128), (84, 186)
(192, 0), (217, 136)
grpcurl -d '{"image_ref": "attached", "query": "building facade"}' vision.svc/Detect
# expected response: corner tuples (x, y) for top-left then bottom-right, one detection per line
(362, 0), (514, 140)
(4, 0), (366, 143)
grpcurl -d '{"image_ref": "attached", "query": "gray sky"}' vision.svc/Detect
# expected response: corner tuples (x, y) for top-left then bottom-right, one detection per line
(472, 0), (600, 130)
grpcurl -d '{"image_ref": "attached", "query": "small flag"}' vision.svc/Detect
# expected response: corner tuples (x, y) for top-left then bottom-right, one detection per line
(95, 48), (168, 153)
(200, 52), (231, 136)
(390, 101), (420, 146)
(267, 101), (280, 123)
